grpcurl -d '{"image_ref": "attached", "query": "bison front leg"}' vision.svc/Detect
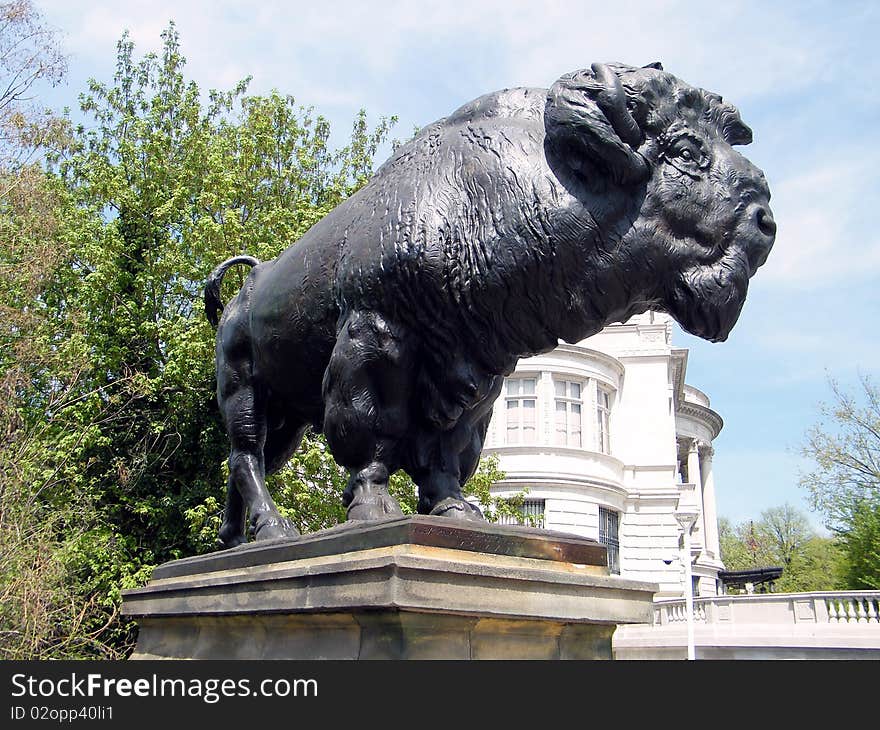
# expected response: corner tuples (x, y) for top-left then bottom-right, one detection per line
(412, 427), (485, 523)
(322, 310), (414, 522)
(412, 395), (499, 522)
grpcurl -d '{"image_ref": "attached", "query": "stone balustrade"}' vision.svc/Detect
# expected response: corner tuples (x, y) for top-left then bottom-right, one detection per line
(825, 593), (880, 624)
(654, 591), (880, 626)
(613, 591), (880, 659)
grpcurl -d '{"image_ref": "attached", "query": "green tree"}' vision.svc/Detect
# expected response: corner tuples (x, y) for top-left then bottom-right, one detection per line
(0, 0), (67, 167)
(718, 505), (844, 592)
(0, 20), (402, 656)
(51, 24), (402, 651)
(836, 501), (880, 590)
(783, 535), (847, 593)
(0, 0), (109, 660)
(1, 21), (517, 658)
(0, 168), (109, 658)
(800, 375), (880, 589)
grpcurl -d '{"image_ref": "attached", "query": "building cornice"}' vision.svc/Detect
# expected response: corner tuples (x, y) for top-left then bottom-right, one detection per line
(493, 476), (628, 500)
(538, 344), (626, 377)
(676, 401), (723, 439)
(669, 348), (688, 411)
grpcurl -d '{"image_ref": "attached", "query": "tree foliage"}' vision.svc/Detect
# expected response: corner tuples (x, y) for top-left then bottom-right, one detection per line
(719, 505), (844, 593)
(800, 375), (880, 589)
(0, 0), (67, 167)
(836, 501), (880, 590)
(0, 21), (512, 658)
(0, 0), (103, 660)
(0, 22), (392, 657)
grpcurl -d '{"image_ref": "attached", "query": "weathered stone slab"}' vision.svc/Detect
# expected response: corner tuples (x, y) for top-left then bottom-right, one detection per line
(150, 515), (609, 580)
(123, 517), (657, 660)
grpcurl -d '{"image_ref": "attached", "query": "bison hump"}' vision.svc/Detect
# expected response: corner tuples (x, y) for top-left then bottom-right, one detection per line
(374, 87), (547, 179)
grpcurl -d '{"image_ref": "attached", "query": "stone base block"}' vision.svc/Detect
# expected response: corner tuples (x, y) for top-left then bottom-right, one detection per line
(122, 516), (657, 660)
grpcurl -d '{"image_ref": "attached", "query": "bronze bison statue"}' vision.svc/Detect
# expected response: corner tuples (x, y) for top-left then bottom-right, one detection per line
(205, 61), (775, 546)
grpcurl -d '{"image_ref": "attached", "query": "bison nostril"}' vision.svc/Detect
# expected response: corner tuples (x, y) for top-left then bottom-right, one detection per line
(756, 207), (776, 238)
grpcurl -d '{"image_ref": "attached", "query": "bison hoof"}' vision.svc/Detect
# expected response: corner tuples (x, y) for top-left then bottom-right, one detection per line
(429, 497), (486, 522)
(217, 530), (247, 550)
(253, 516), (301, 542)
(346, 489), (405, 521)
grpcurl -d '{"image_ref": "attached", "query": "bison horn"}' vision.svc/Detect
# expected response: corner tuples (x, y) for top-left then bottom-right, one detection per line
(591, 62), (643, 148)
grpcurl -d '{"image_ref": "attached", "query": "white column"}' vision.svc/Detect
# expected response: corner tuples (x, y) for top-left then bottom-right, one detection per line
(699, 443), (721, 560)
(541, 370), (552, 445)
(686, 439), (705, 548)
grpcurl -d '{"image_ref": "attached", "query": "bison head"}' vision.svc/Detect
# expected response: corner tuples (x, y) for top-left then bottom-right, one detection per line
(545, 62), (775, 342)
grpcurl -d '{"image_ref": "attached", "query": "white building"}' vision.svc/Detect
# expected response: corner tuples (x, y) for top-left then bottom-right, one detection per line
(483, 311), (724, 599)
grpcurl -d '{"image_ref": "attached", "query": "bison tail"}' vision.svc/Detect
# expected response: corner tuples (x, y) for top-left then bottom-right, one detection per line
(204, 254), (261, 328)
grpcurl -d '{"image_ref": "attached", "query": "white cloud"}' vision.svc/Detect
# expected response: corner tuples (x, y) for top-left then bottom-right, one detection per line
(39, 0), (849, 99)
(40, 1), (879, 288)
(759, 155), (880, 287)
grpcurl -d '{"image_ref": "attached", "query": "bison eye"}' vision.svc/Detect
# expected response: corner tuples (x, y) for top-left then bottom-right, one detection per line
(664, 136), (709, 176)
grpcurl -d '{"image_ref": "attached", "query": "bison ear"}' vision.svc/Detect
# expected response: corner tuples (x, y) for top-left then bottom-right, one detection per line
(545, 63), (649, 186)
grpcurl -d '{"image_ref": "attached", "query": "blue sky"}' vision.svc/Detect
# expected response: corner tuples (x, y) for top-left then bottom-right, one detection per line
(34, 0), (880, 532)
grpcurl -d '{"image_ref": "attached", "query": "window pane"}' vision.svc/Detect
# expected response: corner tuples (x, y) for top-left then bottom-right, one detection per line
(571, 404), (581, 447)
(596, 386), (611, 454)
(555, 401), (567, 446)
(506, 399), (519, 444)
(522, 399), (536, 442)
(507, 379), (519, 395)
(523, 379), (536, 395)
(507, 424), (518, 444)
(571, 382), (581, 399)
(555, 380), (566, 397)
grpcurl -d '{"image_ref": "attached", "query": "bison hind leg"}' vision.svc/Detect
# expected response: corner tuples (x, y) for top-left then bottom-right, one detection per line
(216, 417), (310, 548)
(216, 375), (301, 547)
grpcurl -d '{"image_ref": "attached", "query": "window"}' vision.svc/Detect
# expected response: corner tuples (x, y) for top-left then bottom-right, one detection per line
(554, 379), (582, 447)
(596, 386), (611, 454)
(599, 507), (620, 574)
(505, 378), (537, 444)
(497, 499), (545, 529)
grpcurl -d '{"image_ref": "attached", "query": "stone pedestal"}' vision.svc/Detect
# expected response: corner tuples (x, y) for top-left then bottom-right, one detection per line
(122, 516), (657, 660)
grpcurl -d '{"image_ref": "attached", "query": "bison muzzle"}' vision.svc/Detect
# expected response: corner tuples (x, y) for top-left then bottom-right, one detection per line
(205, 61), (775, 546)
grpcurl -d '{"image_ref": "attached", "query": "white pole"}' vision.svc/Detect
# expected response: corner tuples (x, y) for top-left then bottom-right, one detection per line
(682, 524), (695, 660)
(675, 510), (698, 661)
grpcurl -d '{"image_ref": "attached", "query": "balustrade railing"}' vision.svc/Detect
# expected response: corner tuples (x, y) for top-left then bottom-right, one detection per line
(654, 591), (880, 626)
(825, 593), (880, 624)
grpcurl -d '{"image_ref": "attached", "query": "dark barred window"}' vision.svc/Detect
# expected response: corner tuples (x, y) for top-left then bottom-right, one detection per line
(599, 507), (620, 574)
